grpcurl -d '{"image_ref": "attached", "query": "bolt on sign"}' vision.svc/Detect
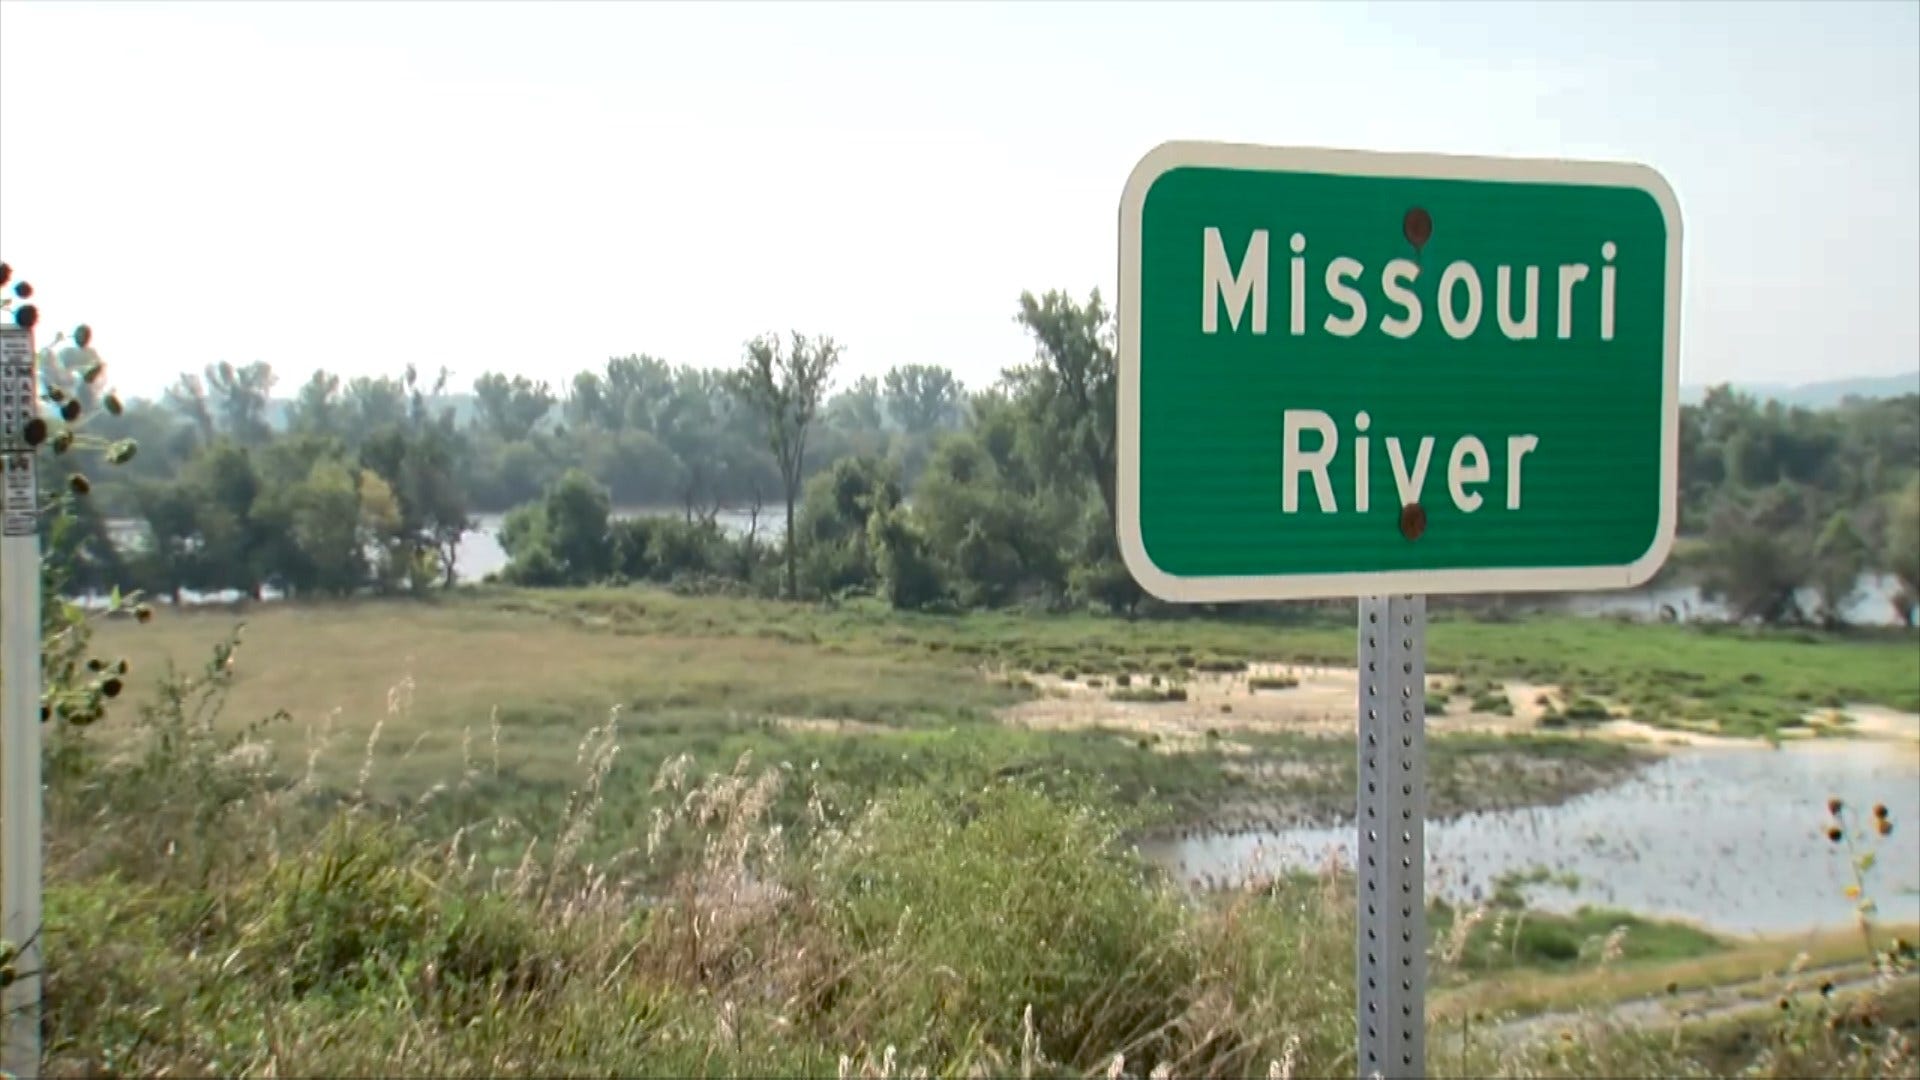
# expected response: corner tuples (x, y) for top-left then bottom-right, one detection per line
(1116, 142), (1682, 602)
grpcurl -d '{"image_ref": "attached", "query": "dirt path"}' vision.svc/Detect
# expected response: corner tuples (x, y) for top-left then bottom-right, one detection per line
(997, 664), (1920, 758)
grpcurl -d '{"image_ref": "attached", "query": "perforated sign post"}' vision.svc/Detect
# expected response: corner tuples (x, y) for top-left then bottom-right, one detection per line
(0, 323), (40, 1080)
(1116, 141), (1680, 1079)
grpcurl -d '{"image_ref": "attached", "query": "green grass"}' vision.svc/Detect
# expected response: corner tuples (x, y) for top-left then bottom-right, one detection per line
(478, 587), (1920, 737)
(88, 596), (1664, 862)
(1431, 898), (1725, 980)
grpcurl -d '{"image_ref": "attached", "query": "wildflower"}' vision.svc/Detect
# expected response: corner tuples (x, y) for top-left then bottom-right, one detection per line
(1828, 826), (1844, 844)
(1829, 798), (1844, 816)
(1846, 884), (1862, 900)
(13, 305), (36, 329)
(1820, 980), (1835, 996)
(1877, 818), (1893, 837)
(68, 474), (91, 495)
(1779, 998), (1791, 1011)
(22, 418), (46, 446)
(1873, 803), (1888, 819)
(134, 604), (154, 624)
(60, 399), (80, 422)
(11, 281), (30, 300)
(1666, 981), (1680, 995)
(74, 324), (92, 348)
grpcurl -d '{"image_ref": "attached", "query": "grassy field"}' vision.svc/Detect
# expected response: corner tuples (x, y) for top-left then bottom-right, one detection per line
(35, 586), (1918, 1077)
(77, 593), (1676, 861)
(491, 588), (1920, 734)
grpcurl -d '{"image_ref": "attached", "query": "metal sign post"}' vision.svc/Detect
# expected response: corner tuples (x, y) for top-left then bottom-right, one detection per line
(1114, 142), (1681, 1080)
(1356, 595), (1426, 1079)
(0, 323), (41, 1079)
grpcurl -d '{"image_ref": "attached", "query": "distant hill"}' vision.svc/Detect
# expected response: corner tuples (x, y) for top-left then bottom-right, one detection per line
(1681, 373), (1918, 409)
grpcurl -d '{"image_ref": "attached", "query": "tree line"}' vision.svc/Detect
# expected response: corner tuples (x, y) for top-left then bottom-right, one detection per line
(46, 288), (1920, 627)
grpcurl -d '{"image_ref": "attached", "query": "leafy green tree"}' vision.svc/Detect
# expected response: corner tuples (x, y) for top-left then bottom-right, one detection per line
(287, 370), (345, 439)
(795, 455), (899, 597)
(500, 469), (612, 586)
(343, 374), (409, 436)
(1886, 476), (1920, 625)
(183, 440), (268, 598)
(828, 374), (886, 432)
(869, 500), (946, 610)
(1700, 484), (1814, 624)
(882, 364), (963, 434)
(204, 360), (278, 446)
(163, 372), (216, 446)
(473, 372), (556, 442)
(911, 434), (1070, 606)
(1007, 290), (1117, 530)
(283, 459), (366, 596)
(1810, 510), (1870, 628)
(733, 331), (840, 599)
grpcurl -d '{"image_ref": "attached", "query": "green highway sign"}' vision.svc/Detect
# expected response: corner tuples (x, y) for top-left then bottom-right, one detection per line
(1116, 142), (1682, 602)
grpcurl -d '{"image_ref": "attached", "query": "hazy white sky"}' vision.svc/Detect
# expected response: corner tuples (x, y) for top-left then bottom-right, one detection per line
(2, 0), (1916, 400)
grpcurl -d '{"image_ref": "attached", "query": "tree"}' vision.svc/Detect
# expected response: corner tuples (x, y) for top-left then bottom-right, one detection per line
(473, 372), (556, 442)
(343, 374), (409, 436)
(1810, 511), (1870, 628)
(163, 372), (216, 446)
(827, 374), (885, 433)
(288, 370), (344, 438)
(882, 364), (963, 434)
(1699, 485), (1814, 625)
(795, 454), (899, 597)
(204, 360), (278, 445)
(1008, 290), (1117, 530)
(498, 469), (612, 586)
(1886, 476), (1920, 626)
(733, 331), (840, 599)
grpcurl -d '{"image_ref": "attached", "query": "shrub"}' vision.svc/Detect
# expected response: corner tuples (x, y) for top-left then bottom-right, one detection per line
(1109, 686), (1187, 704)
(1471, 689), (1514, 715)
(812, 786), (1191, 1068)
(1564, 697), (1611, 722)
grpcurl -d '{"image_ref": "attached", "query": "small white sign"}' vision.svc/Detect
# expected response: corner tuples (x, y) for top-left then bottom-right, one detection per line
(3, 455), (33, 538)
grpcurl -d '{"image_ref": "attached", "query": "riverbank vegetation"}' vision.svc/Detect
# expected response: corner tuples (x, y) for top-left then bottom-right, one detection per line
(43, 281), (1920, 628)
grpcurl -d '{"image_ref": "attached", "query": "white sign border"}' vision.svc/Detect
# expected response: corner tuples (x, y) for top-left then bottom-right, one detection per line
(1115, 140), (1683, 603)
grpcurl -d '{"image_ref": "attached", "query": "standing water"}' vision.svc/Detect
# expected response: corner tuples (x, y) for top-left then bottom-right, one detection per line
(1143, 740), (1920, 935)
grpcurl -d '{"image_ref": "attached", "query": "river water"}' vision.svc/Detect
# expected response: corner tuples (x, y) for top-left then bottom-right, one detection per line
(1139, 740), (1920, 935)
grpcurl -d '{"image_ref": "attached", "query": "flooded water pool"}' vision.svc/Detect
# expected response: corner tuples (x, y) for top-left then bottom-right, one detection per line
(1141, 740), (1920, 936)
